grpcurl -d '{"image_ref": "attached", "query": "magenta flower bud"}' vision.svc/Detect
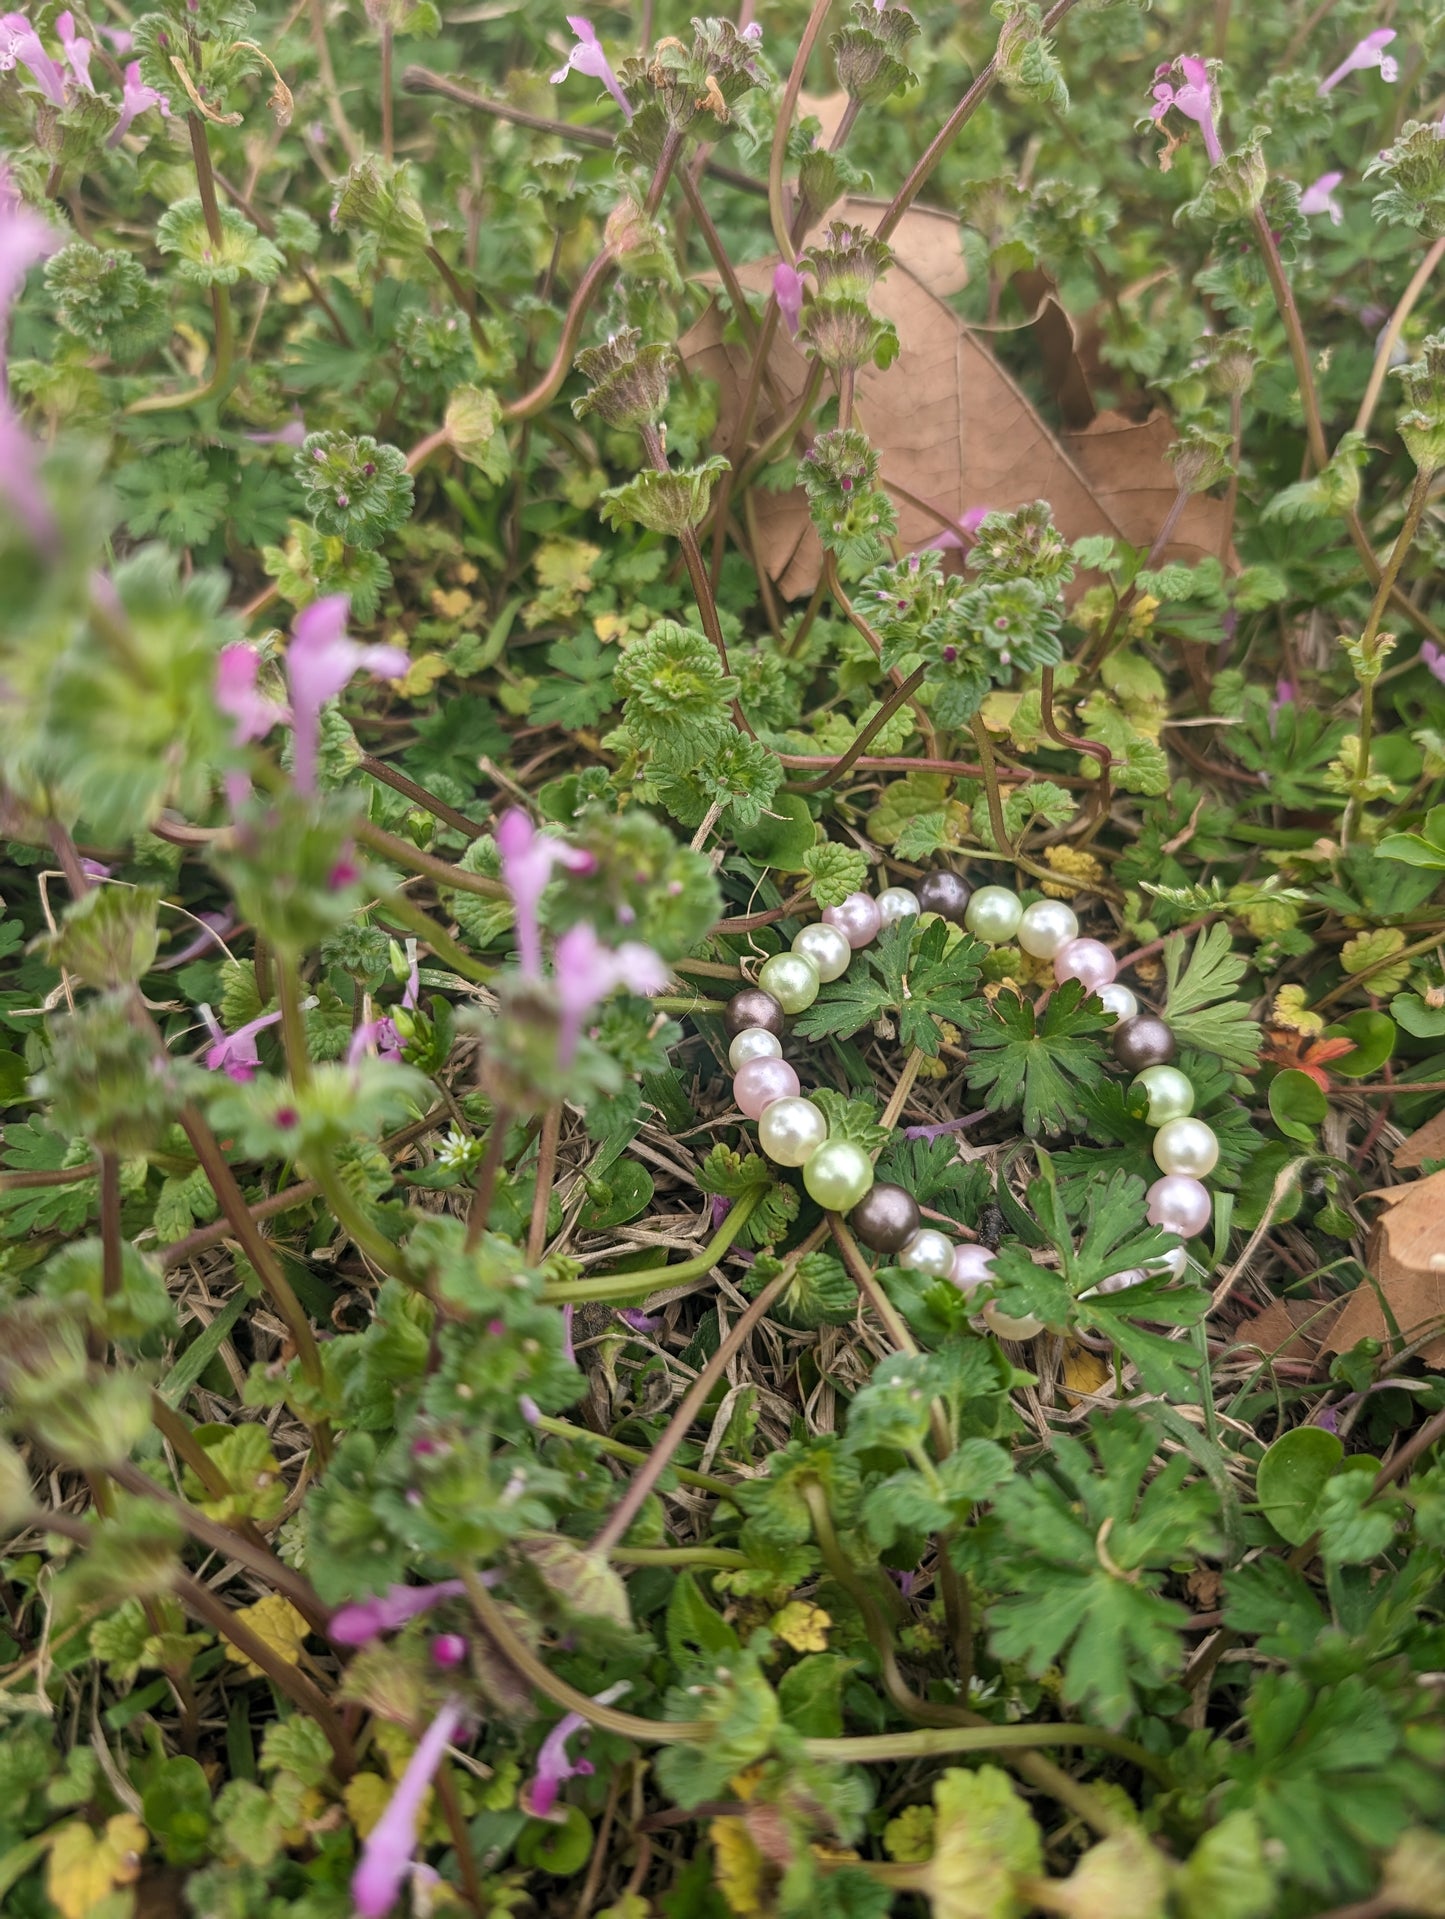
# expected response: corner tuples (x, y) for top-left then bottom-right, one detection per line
(430, 1633), (468, 1668)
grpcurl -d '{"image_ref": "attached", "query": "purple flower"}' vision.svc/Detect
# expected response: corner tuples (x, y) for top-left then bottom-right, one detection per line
(285, 595), (407, 796)
(0, 402), (55, 549)
(401, 941), (421, 1011)
(1319, 28), (1397, 95)
(518, 1393), (541, 1425)
(773, 262), (804, 336)
(494, 809), (595, 979)
(1421, 641), (1445, 686)
(550, 16), (631, 121)
(914, 504), (991, 556)
(54, 11), (90, 88)
(244, 417), (307, 446)
(216, 643), (288, 812)
(616, 1307), (661, 1333)
(0, 13), (67, 105)
(156, 911), (235, 969)
(198, 1005), (284, 1082)
(348, 1017), (403, 1065)
(1151, 55), (1222, 166)
(1300, 171), (1344, 224)
(561, 1302), (575, 1364)
(521, 1683), (630, 1820)
(352, 1697), (467, 1919)
(430, 1633), (468, 1668)
(741, 20), (763, 41)
(552, 921), (668, 1064)
(1, 164), (60, 379)
(328, 1580), (468, 1647)
(100, 23), (133, 53)
(1268, 677), (1297, 734)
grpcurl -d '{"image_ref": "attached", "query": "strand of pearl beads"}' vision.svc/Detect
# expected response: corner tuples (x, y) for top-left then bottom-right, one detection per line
(723, 868), (1222, 1334)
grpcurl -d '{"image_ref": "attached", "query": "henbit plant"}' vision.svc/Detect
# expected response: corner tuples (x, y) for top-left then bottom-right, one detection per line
(2, 3), (1445, 1917)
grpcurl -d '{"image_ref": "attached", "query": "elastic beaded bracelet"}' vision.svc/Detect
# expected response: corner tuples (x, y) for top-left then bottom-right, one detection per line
(721, 870), (1224, 1337)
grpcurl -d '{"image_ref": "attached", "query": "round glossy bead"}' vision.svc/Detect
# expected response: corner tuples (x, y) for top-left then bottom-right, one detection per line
(917, 869), (973, 924)
(950, 1243), (996, 1298)
(803, 1139), (875, 1212)
(964, 885), (1023, 944)
(851, 1182), (921, 1254)
(757, 951), (820, 1015)
(1146, 1246), (1190, 1281)
(823, 891), (883, 949)
(728, 1026), (783, 1071)
(1054, 937), (1117, 992)
(733, 1056), (800, 1120)
(1112, 1014), (1176, 1071)
(1096, 1268), (1147, 1295)
(1132, 1065), (1195, 1127)
(791, 921), (851, 983)
(1146, 1175), (1212, 1240)
(1097, 982), (1139, 1022)
(1018, 899), (1079, 960)
(877, 886), (921, 927)
(898, 1227), (955, 1280)
(982, 1302), (1043, 1340)
(757, 1097), (828, 1168)
(725, 988), (785, 1039)
(1153, 1116), (1219, 1179)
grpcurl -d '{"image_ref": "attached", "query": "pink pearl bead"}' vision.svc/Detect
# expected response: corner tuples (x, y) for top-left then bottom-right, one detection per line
(1146, 1175), (1212, 1239)
(950, 1243), (995, 1296)
(734, 1056), (800, 1119)
(1054, 938), (1118, 992)
(823, 891), (883, 949)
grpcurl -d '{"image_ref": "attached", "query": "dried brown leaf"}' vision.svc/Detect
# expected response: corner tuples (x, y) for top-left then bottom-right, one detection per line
(1325, 1171), (1445, 1368)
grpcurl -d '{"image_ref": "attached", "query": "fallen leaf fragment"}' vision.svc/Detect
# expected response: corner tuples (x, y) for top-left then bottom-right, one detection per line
(1325, 1171), (1445, 1367)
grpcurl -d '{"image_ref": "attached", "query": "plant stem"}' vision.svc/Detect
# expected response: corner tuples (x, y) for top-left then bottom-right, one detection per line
(1039, 665), (1111, 830)
(1356, 234), (1445, 439)
(435, 1762), (485, 1917)
(1315, 928), (1445, 1010)
(791, 664), (928, 792)
(539, 1188), (761, 1303)
(99, 1152), (123, 1302)
(527, 1103), (561, 1263)
(358, 817), (505, 898)
(969, 712), (1016, 861)
(530, 1414), (740, 1500)
(276, 951), (311, 1092)
(875, 0), (1083, 240)
(376, 892), (495, 987)
(465, 1105), (512, 1253)
(313, 1158), (397, 1271)
(767, 0), (833, 263)
(829, 1216), (919, 1357)
(355, 755), (486, 840)
(379, 22), (394, 161)
(586, 1258), (796, 1553)
(128, 116), (235, 415)
(610, 1547), (747, 1569)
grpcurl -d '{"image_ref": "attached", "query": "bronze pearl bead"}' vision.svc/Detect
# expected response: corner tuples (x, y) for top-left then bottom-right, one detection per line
(917, 869), (973, 923)
(724, 988), (786, 1039)
(1112, 1013), (1176, 1071)
(850, 1181), (922, 1254)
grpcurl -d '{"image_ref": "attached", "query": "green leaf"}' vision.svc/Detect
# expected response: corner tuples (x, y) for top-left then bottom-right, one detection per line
(1314, 1469), (1402, 1565)
(1163, 923), (1261, 1068)
(1377, 805), (1445, 869)
(156, 199), (284, 286)
(965, 978), (1111, 1135)
(114, 450), (229, 548)
(1325, 1010), (1395, 1078)
(801, 841), (870, 908)
(777, 1653), (852, 1739)
(1269, 1069), (1328, 1142)
(529, 631), (617, 731)
(666, 1571), (740, 1672)
(1255, 1427), (1342, 1545)
(731, 792), (817, 869)
(796, 916), (983, 1058)
(141, 1755), (212, 1866)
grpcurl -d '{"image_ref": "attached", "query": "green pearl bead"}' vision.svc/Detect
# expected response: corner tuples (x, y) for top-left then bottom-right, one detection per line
(757, 951), (820, 1014)
(964, 885), (1023, 944)
(1132, 1065), (1195, 1127)
(802, 1140), (875, 1212)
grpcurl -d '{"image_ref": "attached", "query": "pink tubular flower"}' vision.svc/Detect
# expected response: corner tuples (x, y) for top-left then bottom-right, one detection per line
(215, 643), (288, 813)
(0, 13), (66, 105)
(54, 11), (90, 88)
(773, 261), (804, 336)
(285, 595), (408, 796)
(521, 1683), (630, 1820)
(1, 164), (60, 378)
(1300, 171), (1345, 224)
(352, 1697), (467, 1919)
(550, 16), (631, 120)
(245, 417), (307, 447)
(198, 1005), (284, 1082)
(494, 809), (595, 978)
(551, 921), (669, 1064)
(108, 61), (169, 144)
(1151, 55), (1222, 166)
(1319, 28), (1397, 96)
(348, 1017), (403, 1065)
(1421, 641), (1445, 686)
(1268, 677), (1297, 735)
(328, 1580), (468, 1647)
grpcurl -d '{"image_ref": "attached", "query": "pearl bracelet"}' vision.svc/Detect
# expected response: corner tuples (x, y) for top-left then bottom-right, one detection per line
(720, 870), (1222, 1334)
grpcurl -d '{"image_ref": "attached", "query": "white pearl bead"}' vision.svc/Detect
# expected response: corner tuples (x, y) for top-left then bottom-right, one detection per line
(981, 1302), (1043, 1340)
(876, 886), (921, 927)
(1096, 1267), (1147, 1295)
(757, 1097), (828, 1167)
(1146, 1175), (1212, 1239)
(950, 1243), (995, 1297)
(1097, 983), (1138, 1021)
(1131, 1065), (1195, 1127)
(964, 885), (1022, 944)
(1017, 899), (1079, 960)
(1152, 1116), (1219, 1179)
(898, 1227), (954, 1279)
(757, 951), (820, 1014)
(791, 921), (851, 983)
(802, 1139), (874, 1212)
(728, 1027), (782, 1070)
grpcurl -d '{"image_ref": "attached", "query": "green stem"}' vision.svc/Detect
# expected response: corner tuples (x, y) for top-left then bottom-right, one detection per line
(312, 1158), (397, 1272)
(540, 1188), (762, 1303)
(99, 1152), (123, 1302)
(465, 1104), (512, 1254)
(969, 712), (1016, 862)
(527, 1102), (561, 1264)
(276, 951), (311, 1092)
(610, 1547), (747, 1569)
(530, 1415), (740, 1501)
(377, 891), (495, 986)
(653, 993), (730, 1017)
(358, 818), (507, 900)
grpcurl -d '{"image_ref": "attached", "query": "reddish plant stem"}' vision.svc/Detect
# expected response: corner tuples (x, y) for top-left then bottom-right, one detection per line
(466, 1106), (513, 1253)
(792, 664), (928, 792)
(356, 754), (486, 839)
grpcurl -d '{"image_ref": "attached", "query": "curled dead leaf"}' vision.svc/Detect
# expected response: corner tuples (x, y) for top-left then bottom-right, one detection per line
(1325, 1171), (1445, 1368)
